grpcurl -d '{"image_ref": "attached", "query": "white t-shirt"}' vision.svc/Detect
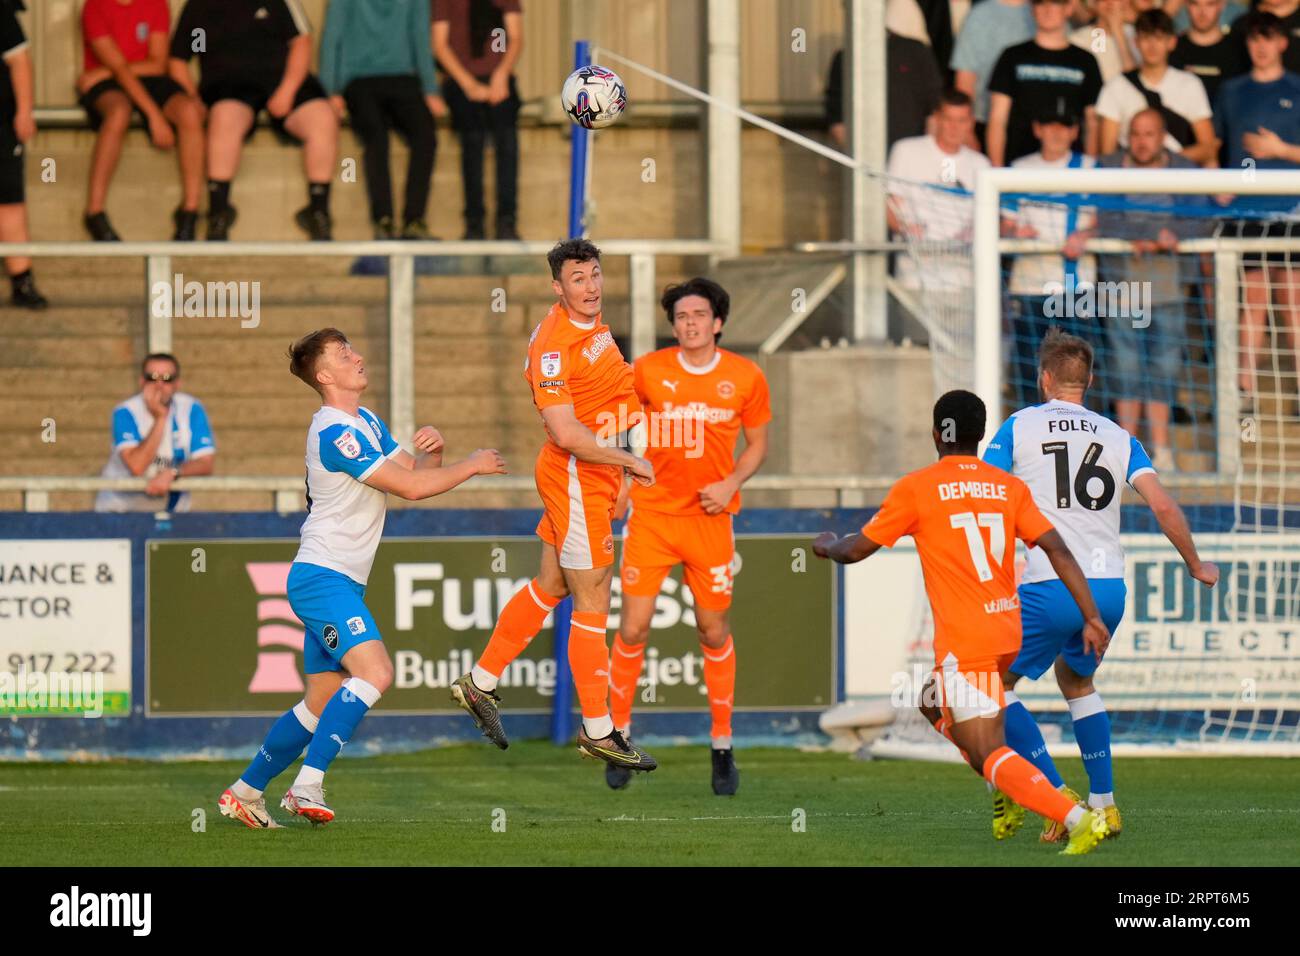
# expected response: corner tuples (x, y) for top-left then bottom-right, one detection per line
(887, 134), (990, 290)
(984, 399), (1155, 583)
(1006, 151), (1098, 296)
(1095, 66), (1212, 152)
(1070, 23), (1138, 83)
(294, 405), (403, 586)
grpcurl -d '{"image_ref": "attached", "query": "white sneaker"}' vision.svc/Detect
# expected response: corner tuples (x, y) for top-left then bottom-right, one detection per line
(218, 787), (282, 829)
(281, 783), (335, 825)
(1153, 446), (1176, 473)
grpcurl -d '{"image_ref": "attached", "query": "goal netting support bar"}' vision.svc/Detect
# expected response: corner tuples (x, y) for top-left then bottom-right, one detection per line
(871, 167), (1300, 757)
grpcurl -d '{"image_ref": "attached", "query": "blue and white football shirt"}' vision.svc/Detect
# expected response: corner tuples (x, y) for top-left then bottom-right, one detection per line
(983, 399), (1154, 584)
(95, 391), (215, 512)
(294, 405), (402, 585)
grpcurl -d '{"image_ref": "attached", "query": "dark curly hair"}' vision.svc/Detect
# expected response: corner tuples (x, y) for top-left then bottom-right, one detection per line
(661, 277), (729, 342)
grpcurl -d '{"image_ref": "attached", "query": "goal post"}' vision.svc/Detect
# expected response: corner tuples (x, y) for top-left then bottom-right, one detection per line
(861, 165), (1300, 756)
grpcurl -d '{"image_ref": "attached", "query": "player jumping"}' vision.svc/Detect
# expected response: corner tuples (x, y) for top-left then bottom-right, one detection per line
(814, 389), (1113, 855)
(450, 239), (660, 774)
(219, 328), (506, 828)
(978, 328), (1219, 841)
(605, 277), (769, 794)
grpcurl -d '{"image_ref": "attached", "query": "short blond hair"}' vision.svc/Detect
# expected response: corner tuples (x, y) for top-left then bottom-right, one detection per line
(1039, 326), (1092, 387)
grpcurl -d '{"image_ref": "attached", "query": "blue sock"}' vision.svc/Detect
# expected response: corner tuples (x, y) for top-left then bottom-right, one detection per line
(1068, 692), (1114, 800)
(239, 701), (317, 792)
(301, 678), (381, 775)
(1004, 695), (1064, 788)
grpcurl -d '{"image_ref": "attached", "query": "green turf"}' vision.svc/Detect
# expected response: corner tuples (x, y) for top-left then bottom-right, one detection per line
(1, 745), (1296, 865)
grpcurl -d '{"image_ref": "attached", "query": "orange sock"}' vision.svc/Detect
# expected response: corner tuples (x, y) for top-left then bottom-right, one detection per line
(701, 636), (736, 743)
(609, 632), (645, 732)
(568, 611), (611, 721)
(477, 578), (560, 680)
(982, 746), (1079, 824)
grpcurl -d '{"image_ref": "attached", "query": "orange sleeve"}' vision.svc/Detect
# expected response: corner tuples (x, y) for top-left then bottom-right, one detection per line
(741, 366), (772, 428)
(530, 335), (575, 410)
(861, 474), (919, 548)
(632, 354), (650, 408)
(1013, 478), (1056, 547)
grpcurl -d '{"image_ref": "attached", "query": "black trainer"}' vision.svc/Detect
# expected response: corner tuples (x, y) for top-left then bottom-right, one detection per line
(10, 273), (48, 310)
(207, 205), (237, 241)
(84, 212), (120, 241)
(463, 221), (486, 240)
(495, 217), (521, 241)
(295, 205), (333, 241)
(450, 673), (508, 749)
(373, 216), (395, 240)
(172, 208), (198, 241)
(711, 748), (739, 795)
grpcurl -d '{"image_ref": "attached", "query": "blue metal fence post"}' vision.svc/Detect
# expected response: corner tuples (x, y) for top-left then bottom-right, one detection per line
(551, 40), (593, 746)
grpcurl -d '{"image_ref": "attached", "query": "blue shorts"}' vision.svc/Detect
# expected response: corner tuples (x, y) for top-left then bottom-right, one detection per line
(1013, 578), (1127, 680)
(286, 562), (382, 674)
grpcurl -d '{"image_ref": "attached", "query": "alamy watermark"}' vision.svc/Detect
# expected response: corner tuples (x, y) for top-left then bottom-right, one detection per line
(150, 272), (261, 328)
(0, 668), (105, 717)
(1042, 275), (1152, 329)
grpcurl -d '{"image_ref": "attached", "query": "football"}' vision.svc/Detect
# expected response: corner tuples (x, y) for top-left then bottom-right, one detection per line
(561, 64), (628, 129)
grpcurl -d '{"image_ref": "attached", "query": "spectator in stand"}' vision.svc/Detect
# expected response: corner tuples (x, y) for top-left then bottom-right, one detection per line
(1214, 10), (1300, 410)
(826, 34), (944, 151)
(1096, 9), (1218, 165)
(320, 0), (445, 241)
(77, 0), (205, 241)
(1070, 0), (1139, 81)
(168, 0), (339, 241)
(95, 353), (215, 513)
(1171, 0), (1250, 102)
(1229, 0), (1300, 73)
(951, 0), (1037, 149)
(887, 89), (990, 291)
(1097, 108), (1207, 470)
(0, 0), (44, 309)
(987, 0), (1104, 166)
(432, 0), (524, 240)
(1002, 101), (1099, 407)
(1167, 0), (1250, 35)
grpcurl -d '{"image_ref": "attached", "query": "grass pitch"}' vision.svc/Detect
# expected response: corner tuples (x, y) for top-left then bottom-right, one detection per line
(2, 745), (1295, 866)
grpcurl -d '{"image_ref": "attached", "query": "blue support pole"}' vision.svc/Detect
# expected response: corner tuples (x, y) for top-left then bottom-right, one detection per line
(551, 39), (592, 746)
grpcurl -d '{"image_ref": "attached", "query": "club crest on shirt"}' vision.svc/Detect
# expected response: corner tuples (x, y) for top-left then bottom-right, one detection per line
(541, 351), (562, 377)
(333, 430), (362, 459)
(716, 380), (736, 399)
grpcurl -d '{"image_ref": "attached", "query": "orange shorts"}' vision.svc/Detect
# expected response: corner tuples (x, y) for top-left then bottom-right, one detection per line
(534, 444), (622, 570)
(932, 651), (1017, 724)
(620, 508), (736, 611)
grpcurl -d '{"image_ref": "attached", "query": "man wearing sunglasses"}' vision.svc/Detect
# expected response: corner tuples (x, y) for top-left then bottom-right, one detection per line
(94, 352), (216, 512)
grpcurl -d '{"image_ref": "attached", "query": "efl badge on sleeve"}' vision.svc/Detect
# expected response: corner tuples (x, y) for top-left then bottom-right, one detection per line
(333, 430), (362, 459)
(541, 351), (562, 378)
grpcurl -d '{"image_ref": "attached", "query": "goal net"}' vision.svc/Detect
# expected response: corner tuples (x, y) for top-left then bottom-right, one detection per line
(874, 166), (1300, 756)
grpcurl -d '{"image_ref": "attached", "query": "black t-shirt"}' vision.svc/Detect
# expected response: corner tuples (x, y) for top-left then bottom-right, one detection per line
(0, 9), (24, 122)
(170, 0), (309, 91)
(1172, 33), (1248, 102)
(1229, 7), (1300, 74)
(988, 40), (1103, 164)
(889, 33), (944, 147)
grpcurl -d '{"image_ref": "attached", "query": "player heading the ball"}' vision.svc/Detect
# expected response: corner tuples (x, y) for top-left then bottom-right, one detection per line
(451, 239), (660, 774)
(219, 328), (506, 829)
(814, 389), (1113, 856)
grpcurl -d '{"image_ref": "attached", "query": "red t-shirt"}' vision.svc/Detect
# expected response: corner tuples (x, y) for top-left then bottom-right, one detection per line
(82, 0), (171, 73)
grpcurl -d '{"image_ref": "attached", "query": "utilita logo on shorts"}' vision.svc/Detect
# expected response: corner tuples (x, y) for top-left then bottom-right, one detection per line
(245, 562), (305, 694)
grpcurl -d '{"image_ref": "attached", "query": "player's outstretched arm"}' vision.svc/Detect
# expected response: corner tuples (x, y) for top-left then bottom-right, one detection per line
(1035, 529), (1111, 660)
(540, 404), (654, 485)
(364, 449), (506, 500)
(1132, 473), (1219, 587)
(812, 531), (882, 565)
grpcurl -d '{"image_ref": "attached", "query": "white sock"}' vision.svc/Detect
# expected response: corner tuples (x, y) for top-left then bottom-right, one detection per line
(471, 664), (499, 692)
(1089, 791), (1115, 808)
(584, 714), (614, 739)
(1065, 805), (1086, 830)
(231, 779), (261, 801)
(712, 736), (733, 750)
(293, 765), (325, 789)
